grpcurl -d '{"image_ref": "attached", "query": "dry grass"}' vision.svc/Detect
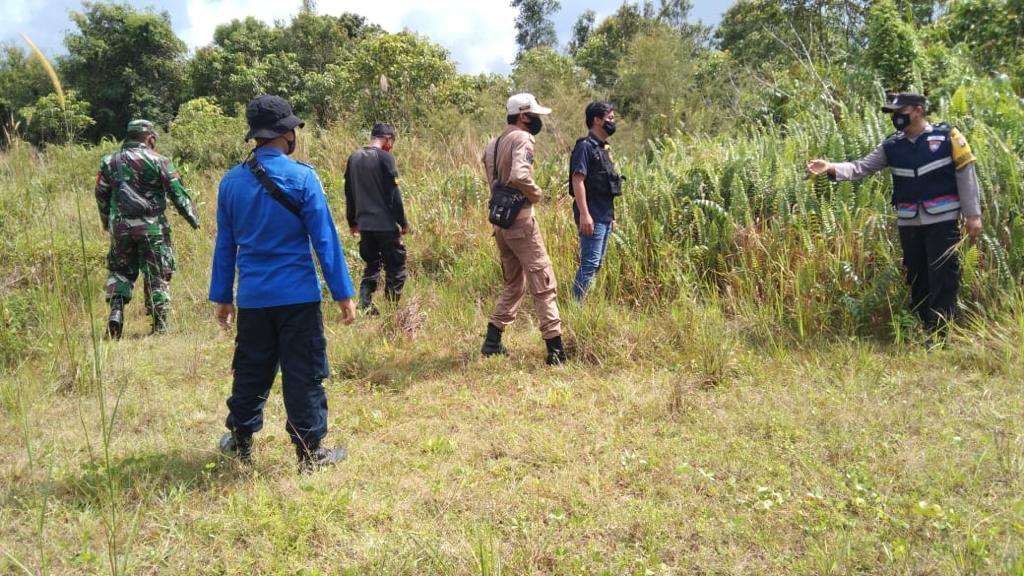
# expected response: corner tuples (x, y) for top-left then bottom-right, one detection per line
(2, 320), (1023, 574)
(1, 117), (1023, 574)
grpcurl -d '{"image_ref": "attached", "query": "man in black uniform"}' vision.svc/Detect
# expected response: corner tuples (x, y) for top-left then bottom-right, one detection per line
(569, 101), (622, 302)
(807, 93), (983, 333)
(344, 123), (409, 314)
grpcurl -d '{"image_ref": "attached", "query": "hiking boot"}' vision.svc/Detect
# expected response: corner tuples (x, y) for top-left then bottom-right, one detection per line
(296, 441), (347, 474)
(481, 323), (508, 356)
(151, 311), (169, 335)
(545, 335), (568, 366)
(107, 298), (124, 340)
(358, 287), (379, 316)
(218, 431), (254, 464)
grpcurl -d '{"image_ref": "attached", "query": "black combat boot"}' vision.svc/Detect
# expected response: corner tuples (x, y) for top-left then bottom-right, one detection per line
(151, 310), (169, 335)
(296, 441), (347, 474)
(545, 335), (568, 366)
(358, 288), (379, 316)
(218, 431), (254, 464)
(481, 323), (508, 356)
(107, 297), (124, 340)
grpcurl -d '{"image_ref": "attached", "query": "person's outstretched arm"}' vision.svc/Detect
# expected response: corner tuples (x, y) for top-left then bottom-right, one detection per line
(807, 145), (887, 181)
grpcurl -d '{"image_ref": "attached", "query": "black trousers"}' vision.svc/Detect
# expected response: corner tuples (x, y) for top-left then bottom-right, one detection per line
(225, 302), (330, 447)
(358, 230), (407, 306)
(898, 220), (961, 329)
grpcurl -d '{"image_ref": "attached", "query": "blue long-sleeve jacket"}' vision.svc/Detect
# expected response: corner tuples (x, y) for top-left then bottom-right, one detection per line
(209, 147), (355, 308)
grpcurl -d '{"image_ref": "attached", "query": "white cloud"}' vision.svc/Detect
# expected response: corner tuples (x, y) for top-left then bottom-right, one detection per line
(180, 0), (518, 74)
(181, 0), (298, 49)
(2, 0), (32, 25)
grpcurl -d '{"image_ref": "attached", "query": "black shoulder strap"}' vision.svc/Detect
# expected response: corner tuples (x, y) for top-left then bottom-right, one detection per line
(246, 153), (302, 218)
(491, 135), (504, 185)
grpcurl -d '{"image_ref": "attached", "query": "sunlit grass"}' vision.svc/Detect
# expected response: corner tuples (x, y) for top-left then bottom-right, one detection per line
(1, 87), (1023, 573)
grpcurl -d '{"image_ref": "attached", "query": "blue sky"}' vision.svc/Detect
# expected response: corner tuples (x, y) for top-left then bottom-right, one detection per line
(1, 0), (734, 74)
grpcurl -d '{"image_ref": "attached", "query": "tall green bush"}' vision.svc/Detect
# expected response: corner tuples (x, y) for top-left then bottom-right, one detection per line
(167, 97), (248, 169)
(18, 90), (95, 145)
(866, 0), (921, 92)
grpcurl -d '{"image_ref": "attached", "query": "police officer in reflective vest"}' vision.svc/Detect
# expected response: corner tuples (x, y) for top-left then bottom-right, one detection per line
(807, 93), (983, 332)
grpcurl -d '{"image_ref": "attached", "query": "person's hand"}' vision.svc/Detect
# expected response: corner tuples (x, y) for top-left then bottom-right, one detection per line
(806, 159), (833, 177)
(215, 303), (235, 331)
(337, 298), (356, 325)
(965, 215), (983, 241)
(350, 226), (359, 237)
(579, 213), (595, 237)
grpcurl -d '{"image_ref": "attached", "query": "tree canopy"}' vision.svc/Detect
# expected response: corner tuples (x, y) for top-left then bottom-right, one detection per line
(1, 0), (1022, 146)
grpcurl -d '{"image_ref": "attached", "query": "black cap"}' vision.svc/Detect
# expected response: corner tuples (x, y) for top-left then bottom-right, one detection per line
(245, 95), (305, 140)
(881, 93), (927, 113)
(371, 122), (397, 138)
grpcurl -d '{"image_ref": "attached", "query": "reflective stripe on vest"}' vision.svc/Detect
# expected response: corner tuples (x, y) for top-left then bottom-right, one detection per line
(883, 124), (960, 218)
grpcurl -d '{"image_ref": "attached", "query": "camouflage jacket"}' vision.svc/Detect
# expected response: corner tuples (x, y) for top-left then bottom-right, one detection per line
(95, 142), (200, 230)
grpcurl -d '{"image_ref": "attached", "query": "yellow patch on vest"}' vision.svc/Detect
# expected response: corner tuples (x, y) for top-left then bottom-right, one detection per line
(949, 127), (976, 170)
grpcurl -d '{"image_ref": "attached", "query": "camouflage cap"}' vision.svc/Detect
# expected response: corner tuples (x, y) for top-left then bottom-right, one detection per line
(126, 119), (157, 136)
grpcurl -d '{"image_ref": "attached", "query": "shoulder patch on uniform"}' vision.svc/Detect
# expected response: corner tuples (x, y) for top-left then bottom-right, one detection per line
(949, 126), (976, 170)
(296, 160), (315, 169)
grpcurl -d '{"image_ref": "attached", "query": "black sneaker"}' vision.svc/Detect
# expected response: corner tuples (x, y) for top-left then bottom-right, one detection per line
(296, 442), (347, 474)
(218, 431), (254, 464)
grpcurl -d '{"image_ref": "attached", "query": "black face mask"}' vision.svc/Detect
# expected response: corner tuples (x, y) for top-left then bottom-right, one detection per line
(602, 120), (617, 136)
(286, 135), (297, 155)
(891, 112), (911, 132)
(526, 115), (543, 135)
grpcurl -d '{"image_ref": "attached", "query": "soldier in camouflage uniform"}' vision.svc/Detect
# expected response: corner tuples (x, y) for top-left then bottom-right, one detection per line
(95, 119), (200, 338)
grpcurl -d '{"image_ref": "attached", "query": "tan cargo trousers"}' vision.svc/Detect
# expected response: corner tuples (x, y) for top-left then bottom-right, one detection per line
(489, 215), (562, 339)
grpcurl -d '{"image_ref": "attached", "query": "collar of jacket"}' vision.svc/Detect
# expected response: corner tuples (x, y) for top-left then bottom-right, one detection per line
(587, 131), (608, 147)
(255, 146), (285, 159)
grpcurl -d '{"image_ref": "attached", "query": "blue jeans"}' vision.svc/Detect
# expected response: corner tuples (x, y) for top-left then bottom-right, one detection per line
(572, 221), (612, 301)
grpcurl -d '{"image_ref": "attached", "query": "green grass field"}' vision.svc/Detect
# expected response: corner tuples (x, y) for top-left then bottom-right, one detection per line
(1, 111), (1023, 574)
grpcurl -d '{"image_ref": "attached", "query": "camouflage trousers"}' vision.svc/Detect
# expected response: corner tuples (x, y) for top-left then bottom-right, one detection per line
(105, 219), (176, 315)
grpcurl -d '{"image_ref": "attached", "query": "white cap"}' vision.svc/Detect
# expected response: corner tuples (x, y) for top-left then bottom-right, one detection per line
(506, 93), (552, 116)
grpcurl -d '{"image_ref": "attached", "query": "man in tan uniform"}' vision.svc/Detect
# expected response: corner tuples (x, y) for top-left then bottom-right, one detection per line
(481, 93), (566, 365)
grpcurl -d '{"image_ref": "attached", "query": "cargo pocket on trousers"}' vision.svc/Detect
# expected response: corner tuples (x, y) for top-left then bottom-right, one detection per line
(502, 225), (528, 241)
(310, 335), (330, 381)
(526, 262), (555, 296)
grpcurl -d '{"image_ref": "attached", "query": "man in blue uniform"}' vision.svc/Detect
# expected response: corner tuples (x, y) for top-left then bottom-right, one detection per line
(569, 101), (622, 302)
(807, 93), (983, 333)
(210, 95), (357, 473)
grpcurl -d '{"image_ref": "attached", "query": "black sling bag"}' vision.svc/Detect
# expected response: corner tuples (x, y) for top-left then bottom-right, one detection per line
(246, 152), (302, 218)
(487, 135), (527, 229)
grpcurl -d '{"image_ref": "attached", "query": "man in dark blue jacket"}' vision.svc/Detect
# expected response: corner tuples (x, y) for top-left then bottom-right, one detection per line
(569, 101), (621, 302)
(210, 95), (357, 473)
